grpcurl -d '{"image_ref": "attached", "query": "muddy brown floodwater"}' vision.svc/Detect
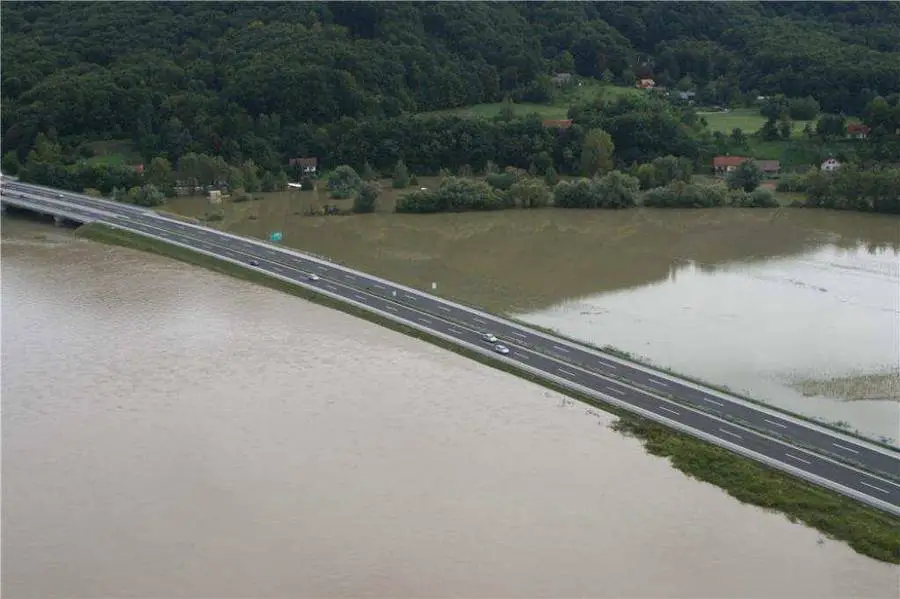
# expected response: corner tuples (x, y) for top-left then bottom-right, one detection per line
(166, 194), (900, 442)
(2, 218), (898, 598)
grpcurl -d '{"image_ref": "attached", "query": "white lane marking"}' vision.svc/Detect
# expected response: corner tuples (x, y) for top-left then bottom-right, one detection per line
(512, 332), (527, 339)
(860, 481), (890, 494)
(833, 443), (859, 454)
(418, 317), (432, 324)
(648, 377), (669, 387)
(718, 428), (743, 440)
(657, 405), (680, 416)
(514, 352), (530, 361)
(354, 294), (368, 302)
(448, 327), (462, 334)
(702, 397), (725, 407)
(404, 294), (417, 301)
(785, 453), (811, 465)
(438, 306), (451, 312)
(600, 362), (618, 370)
(344, 274), (356, 280)
(473, 317), (486, 324)
(385, 306), (398, 313)
(326, 285), (338, 291)
(374, 283), (385, 289)
(552, 345), (570, 353)
(606, 386), (625, 396)
(764, 418), (788, 429)
(316, 266), (327, 271)
(557, 367), (576, 377)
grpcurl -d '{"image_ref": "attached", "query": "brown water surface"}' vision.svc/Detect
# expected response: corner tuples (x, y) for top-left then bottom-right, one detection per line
(3, 218), (897, 598)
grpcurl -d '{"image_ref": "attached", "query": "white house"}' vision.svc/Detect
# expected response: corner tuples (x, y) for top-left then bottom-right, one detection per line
(820, 158), (841, 172)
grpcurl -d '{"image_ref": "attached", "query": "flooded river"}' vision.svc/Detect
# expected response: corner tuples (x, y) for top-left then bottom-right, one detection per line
(3, 217), (898, 598)
(167, 194), (900, 441)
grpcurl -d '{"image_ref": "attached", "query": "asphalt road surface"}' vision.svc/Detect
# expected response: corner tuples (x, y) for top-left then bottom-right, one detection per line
(3, 180), (899, 515)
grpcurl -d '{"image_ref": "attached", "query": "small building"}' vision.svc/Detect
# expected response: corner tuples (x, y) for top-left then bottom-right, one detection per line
(754, 160), (781, 176)
(636, 78), (656, 89)
(551, 73), (574, 87)
(542, 119), (573, 130)
(712, 155), (748, 175)
(289, 157), (318, 174)
(208, 190), (222, 204)
(821, 158), (841, 172)
(846, 123), (870, 140)
(676, 90), (696, 102)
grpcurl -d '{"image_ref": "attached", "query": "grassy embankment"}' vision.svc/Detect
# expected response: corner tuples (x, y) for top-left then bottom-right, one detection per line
(76, 220), (900, 563)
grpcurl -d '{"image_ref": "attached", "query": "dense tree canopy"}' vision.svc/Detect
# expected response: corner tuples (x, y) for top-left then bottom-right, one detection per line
(3, 1), (898, 169)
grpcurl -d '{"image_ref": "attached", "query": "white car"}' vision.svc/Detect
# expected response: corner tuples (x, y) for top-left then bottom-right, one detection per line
(493, 344), (510, 355)
(308, 273), (320, 281)
(482, 333), (498, 343)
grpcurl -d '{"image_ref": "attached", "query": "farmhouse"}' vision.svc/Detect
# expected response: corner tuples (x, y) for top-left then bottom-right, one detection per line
(713, 156), (781, 176)
(712, 155), (747, 174)
(636, 78), (656, 89)
(754, 160), (781, 176)
(551, 73), (574, 87)
(289, 157), (318, 174)
(846, 123), (870, 139)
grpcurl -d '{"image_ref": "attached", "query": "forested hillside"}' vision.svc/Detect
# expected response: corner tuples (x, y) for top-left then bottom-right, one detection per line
(2, 1), (899, 172)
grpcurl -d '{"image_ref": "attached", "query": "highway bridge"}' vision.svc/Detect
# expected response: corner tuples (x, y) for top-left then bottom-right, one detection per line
(3, 178), (899, 516)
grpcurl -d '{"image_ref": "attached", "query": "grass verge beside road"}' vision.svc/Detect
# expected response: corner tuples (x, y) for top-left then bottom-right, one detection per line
(75, 221), (900, 564)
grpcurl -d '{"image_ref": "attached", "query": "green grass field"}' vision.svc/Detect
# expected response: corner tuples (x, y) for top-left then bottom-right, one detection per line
(420, 80), (643, 120)
(698, 108), (815, 138)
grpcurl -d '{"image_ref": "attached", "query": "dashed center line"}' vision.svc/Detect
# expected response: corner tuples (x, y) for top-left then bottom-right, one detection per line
(552, 345), (570, 353)
(448, 327), (463, 334)
(512, 332), (527, 339)
(718, 428), (743, 441)
(354, 294), (368, 302)
(600, 362), (618, 370)
(833, 443), (859, 454)
(438, 306), (451, 312)
(514, 352), (530, 361)
(785, 453), (811, 465)
(404, 294), (417, 301)
(418, 317), (432, 324)
(385, 306), (398, 312)
(325, 285), (338, 291)
(860, 481), (889, 494)
(473, 317), (486, 324)
(764, 418), (788, 429)
(657, 405), (680, 416)
(702, 397), (725, 407)
(557, 367), (576, 377)
(373, 283), (385, 289)
(606, 386), (625, 396)
(648, 377), (669, 387)
(344, 274), (356, 280)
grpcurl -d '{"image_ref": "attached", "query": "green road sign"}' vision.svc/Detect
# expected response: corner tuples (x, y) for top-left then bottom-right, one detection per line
(270, 232), (283, 242)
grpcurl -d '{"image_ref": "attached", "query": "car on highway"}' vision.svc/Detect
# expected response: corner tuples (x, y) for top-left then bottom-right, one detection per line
(482, 332), (499, 343)
(249, 259), (260, 266)
(308, 273), (320, 281)
(493, 344), (510, 355)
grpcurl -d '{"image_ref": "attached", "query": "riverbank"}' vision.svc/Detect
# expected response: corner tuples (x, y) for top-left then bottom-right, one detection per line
(75, 221), (900, 563)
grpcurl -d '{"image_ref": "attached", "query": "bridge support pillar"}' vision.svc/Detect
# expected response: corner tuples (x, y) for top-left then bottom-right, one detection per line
(53, 215), (64, 227)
